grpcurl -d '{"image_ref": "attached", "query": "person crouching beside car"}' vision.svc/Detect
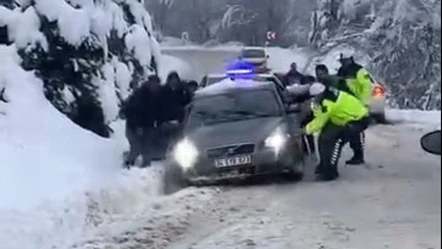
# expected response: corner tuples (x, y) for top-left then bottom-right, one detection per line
(303, 83), (370, 181)
(121, 75), (162, 168)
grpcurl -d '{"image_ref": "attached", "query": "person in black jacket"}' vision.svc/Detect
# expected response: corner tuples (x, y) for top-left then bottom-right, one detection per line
(122, 75), (162, 168)
(160, 71), (192, 124)
(186, 80), (198, 96)
(283, 62), (308, 86)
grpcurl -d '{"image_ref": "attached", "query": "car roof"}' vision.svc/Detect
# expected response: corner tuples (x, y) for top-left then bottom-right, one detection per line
(206, 73), (227, 78)
(195, 79), (276, 98)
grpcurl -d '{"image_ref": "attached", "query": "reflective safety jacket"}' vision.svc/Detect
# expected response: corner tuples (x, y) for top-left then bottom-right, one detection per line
(305, 89), (369, 135)
(337, 63), (374, 105)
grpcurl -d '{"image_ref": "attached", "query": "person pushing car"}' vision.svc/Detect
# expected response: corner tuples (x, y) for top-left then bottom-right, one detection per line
(303, 83), (370, 181)
(315, 63), (371, 165)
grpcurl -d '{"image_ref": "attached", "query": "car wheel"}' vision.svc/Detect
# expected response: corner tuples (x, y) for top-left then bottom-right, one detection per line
(285, 157), (305, 182)
(284, 170), (304, 182)
(372, 113), (387, 124)
(163, 163), (188, 195)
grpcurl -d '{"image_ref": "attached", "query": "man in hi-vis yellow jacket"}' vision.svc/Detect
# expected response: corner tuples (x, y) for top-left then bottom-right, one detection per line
(303, 83), (370, 181)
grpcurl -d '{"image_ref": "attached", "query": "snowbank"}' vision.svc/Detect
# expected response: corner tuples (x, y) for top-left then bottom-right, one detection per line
(0, 45), (164, 249)
(158, 54), (193, 82)
(266, 47), (312, 73)
(386, 109), (441, 126)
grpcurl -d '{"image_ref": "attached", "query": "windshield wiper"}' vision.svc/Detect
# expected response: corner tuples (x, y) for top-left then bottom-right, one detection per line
(193, 111), (232, 124)
(223, 110), (276, 118)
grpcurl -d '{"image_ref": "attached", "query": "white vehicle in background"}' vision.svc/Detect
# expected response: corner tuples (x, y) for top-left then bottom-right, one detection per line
(239, 47), (269, 71)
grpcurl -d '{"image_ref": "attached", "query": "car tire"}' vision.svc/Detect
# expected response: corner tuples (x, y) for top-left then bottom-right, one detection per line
(163, 163), (188, 195)
(284, 170), (304, 182)
(372, 113), (387, 124)
(284, 158), (305, 182)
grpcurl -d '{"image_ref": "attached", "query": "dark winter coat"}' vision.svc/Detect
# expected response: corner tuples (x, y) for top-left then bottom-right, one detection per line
(283, 69), (308, 86)
(123, 82), (161, 130)
(337, 63), (374, 105)
(159, 85), (191, 123)
(337, 63), (363, 78)
(158, 72), (192, 123)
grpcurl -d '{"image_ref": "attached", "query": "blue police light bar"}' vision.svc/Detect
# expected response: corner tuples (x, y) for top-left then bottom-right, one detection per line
(226, 60), (256, 80)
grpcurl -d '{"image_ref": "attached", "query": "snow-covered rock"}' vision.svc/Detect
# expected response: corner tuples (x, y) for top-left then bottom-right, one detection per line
(0, 0), (161, 137)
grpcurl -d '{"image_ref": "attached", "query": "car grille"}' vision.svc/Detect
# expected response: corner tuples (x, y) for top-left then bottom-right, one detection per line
(206, 144), (255, 158)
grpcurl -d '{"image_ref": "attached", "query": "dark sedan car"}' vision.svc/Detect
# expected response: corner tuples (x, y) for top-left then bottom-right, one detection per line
(164, 79), (312, 186)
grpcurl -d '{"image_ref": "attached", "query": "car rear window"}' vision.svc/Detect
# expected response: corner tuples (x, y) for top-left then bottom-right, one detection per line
(241, 49), (266, 58)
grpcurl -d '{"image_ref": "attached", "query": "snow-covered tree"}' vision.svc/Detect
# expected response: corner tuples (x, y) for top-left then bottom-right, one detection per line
(0, 0), (161, 137)
(309, 0), (441, 110)
(145, 0), (313, 46)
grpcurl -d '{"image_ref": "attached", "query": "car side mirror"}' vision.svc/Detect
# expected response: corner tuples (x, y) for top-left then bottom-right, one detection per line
(266, 55), (270, 58)
(420, 130), (441, 155)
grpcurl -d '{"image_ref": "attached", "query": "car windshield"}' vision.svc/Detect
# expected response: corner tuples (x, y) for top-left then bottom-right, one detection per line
(206, 76), (226, 86)
(187, 89), (282, 127)
(241, 49), (265, 58)
(253, 76), (285, 92)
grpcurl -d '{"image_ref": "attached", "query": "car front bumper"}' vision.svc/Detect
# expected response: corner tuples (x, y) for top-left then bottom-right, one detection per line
(174, 147), (303, 184)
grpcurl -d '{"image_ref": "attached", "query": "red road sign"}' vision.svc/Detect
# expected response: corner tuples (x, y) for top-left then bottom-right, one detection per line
(266, 31), (276, 40)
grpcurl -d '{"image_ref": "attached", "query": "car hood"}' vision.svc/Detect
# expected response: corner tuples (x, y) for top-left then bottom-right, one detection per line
(184, 117), (284, 149)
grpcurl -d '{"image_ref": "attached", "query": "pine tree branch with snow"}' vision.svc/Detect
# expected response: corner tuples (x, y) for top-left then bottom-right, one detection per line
(309, 0), (441, 110)
(0, 0), (161, 137)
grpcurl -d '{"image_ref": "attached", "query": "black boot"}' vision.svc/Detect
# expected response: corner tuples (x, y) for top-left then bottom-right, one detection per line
(345, 155), (364, 165)
(314, 164), (323, 174)
(316, 172), (339, 181)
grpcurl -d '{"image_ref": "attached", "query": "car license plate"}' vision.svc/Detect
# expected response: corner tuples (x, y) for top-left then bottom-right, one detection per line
(214, 155), (252, 168)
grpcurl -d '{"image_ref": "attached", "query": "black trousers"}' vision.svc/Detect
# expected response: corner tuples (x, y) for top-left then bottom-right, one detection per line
(347, 117), (369, 159)
(317, 123), (346, 177)
(317, 117), (369, 177)
(125, 125), (157, 167)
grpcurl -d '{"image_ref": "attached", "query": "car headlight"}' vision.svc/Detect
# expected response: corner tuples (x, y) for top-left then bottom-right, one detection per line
(264, 127), (289, 155)
(172, 138), (199, 170)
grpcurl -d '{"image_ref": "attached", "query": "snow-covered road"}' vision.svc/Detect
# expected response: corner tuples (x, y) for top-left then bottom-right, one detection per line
(166, 124), (441, 249)
(80, 123), (440, 249)
(80, 47), (440, 249)
(1, 46), (440, 249)
(161, 46), (312, 81)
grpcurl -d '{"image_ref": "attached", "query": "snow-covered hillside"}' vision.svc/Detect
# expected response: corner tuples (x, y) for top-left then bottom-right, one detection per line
(1, 0), (161, 137)
(0, 43), (155, 249)
(0, 1), (182, 248)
